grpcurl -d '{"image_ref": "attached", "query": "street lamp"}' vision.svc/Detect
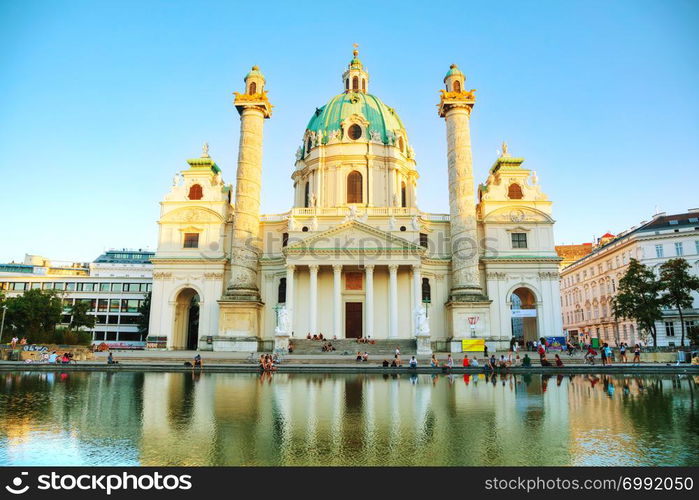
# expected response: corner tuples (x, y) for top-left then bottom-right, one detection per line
(0, 305), (7, 341)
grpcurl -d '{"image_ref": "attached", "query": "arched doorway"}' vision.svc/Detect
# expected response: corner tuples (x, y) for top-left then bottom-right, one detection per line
(511, 287), (538, 344)
(174, 288), (200, 350)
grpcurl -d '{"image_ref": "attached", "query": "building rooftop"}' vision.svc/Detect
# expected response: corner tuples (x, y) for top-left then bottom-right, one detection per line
(93, 249), (155, 264)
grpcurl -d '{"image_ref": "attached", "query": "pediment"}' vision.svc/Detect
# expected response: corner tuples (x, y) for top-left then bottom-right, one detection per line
(482, 206), (553, 224)
(285, 220), (423, 254)
(160, 206), (224, 224)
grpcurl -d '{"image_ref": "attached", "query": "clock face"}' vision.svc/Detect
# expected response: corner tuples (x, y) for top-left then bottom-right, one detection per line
(510, 209), (525, 223)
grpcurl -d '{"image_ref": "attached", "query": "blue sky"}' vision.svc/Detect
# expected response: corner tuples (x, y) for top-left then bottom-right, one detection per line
(1, 0), (697, 264)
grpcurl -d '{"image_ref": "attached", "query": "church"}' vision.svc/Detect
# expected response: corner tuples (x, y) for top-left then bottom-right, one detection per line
(147, 48), (563, 354)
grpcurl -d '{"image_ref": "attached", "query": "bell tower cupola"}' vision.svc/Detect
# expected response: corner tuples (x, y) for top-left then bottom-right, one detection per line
(342, 44), (369, 93)
(244, 65), (265, 96)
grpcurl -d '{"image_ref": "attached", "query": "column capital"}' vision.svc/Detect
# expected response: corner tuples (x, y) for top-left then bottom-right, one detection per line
(309, 264), (319, 273)
(388, 264), (399, 273)
(412, 264), (421, 272)
(364, 264), (375, 273)
(286, 264), (296, 272)
(332, 264), (343, 273)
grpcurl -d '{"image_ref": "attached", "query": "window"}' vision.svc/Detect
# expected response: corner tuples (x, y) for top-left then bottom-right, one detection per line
(345, 79), (349, 91)
(347, 171), (362, 203)
(249, 81), (256, 94)
(348, 124), (362, 140)
(98, 299), (108, 312)
(511, 233), (527, 249)
(54, 282), (65, 291)
(453, 80), (461, 92)
(419, 233), (428, 248)
(121, 299), (139, 313)
(282, 233), (289, 247)
(278, 277), (287, 303)
(184, 233), (199, 248)
(109, 299), (120, 313)
(422, 278), (431, 303)
(507, 183), (523, 200)
(111, 283), (122, 292)
(42, 282), (53, 290)
(401, 182), (407, 207)
(362, 79), (366, 92)
(31, 282), (41, 290)
(675, 242), (684, 256)
(188, 184), (203, 200)
(352, 76), (358, 91)
(669, 220), (679, 225)
(108, 317), (119, 325)
(306, 137), (312, 152)
(118, 330), (142, 339)
(665, 321), (675, 337)
(304, 182), (310, 208)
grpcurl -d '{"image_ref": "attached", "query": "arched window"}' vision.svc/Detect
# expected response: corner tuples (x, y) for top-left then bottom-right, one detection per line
(422, 278), (431, 303)
(352, 76), (359, 91)
(188, 184), (203, 200)
(348, 124), (362, 140)
(278, 278), (286, 303)
(249, 82), (257, 95)
(401, 181), (407, 207)
(362, 79), (366, 92)
(453, 80), (461, 92)
(306, 137), (312, 153)
(507, 183), (523, 200)
(304, 182), (310, 208)
(345, 79), (349, 91)
(347, 171), (362, 203)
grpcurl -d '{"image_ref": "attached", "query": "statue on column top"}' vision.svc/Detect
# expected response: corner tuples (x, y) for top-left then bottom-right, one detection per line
(501, 141), (509, 157)
(202, 142), (210, 158)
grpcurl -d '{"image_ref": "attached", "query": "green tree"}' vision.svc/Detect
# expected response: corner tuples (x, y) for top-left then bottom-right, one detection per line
(70, 300), (96, 331)
(687, 325), (699, 346)
(1, 289), (63, 343)
(612, 258), (663, 347)
(658, 258), (699, 347)
(137, 291), (151, 338)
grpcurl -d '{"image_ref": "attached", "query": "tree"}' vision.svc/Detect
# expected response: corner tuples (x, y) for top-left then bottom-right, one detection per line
(70, 300), (96, 331)
(687, 325), (699, 346)
(658, 258), (699, 347)
(137, 291), (151, 338)
(1, 289), (63, 343)
(612, 258), (663, 347)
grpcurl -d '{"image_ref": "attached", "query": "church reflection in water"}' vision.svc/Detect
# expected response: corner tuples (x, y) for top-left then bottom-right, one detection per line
(1, 372), (698, 466)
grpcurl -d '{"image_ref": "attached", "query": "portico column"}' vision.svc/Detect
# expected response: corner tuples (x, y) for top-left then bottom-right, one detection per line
(332, 264), (342, 338)
(388, 264), (398, 338)
(286, 264), (295, 335)
(365, 265), (374, 339)
(412, 265), (421, 334)
(309, 265), (319, 335)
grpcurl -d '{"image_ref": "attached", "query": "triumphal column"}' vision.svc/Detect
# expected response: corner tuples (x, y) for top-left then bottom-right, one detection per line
(217, 66), (272, 351)
(438, 64), (492, 351)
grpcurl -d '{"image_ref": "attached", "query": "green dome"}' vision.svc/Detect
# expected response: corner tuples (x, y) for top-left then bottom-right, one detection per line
(305, 92), (406, 145)
(244, 65), (265, 82)
(444, 63), (464, 81)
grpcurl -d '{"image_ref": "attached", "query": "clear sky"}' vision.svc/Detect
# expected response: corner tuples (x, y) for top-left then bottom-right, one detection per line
(1, 0), (697, 264)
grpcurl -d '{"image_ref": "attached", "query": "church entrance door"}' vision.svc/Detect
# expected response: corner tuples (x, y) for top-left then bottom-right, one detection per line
(345, 302), (363, 339)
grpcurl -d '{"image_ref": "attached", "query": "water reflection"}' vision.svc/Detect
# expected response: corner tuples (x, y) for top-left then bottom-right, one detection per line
(0, 371), (697, 466)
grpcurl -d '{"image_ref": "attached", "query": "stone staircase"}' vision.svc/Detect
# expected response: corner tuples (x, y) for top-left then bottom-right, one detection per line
(288, 339), (417, 356)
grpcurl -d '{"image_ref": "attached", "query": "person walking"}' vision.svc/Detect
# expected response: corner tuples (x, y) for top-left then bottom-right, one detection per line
(619, 343), (627, 363)
(632, 344), (641, 365)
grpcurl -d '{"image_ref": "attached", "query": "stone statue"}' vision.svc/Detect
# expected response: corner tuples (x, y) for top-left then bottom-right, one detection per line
(328, 129), (340, 144)
(348, 205), (358, 219)
(392, 194), (399, 207)
(172, 172), (182, 187)
(416, 308), (430, 335)
(202, 142), (210, 157)
(501, 141), (509, 157)
(295, 146), (303, 161)
(309, 192), (317, 208)
(275, 305), (290, 335)
(370, 130), (382, 143)
(530, 170), (538, 185)
(214, 171), (223, 186)
(408, 146), (415, 158)
(287, 216), (297, 231)
(310, 216), (318, 231)
(388, 215), (397, 230)
(386, 130), (396, 145)
(411, 215), (420, 231)
(314, 131), (323, 146)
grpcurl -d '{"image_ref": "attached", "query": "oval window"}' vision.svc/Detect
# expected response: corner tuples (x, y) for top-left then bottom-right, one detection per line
(348, 124), (362, 140)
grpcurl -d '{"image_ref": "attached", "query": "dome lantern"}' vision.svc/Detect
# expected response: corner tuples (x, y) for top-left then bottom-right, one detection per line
(443, 63), (465, 93)
(342, 44), (369, 93)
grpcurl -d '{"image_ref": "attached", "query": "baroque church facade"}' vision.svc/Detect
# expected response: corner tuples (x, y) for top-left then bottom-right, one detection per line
(148, 49), (562, 353)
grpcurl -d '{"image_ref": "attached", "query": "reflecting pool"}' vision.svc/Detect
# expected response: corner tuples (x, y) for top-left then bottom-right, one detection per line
(0, 371), (697, 466)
